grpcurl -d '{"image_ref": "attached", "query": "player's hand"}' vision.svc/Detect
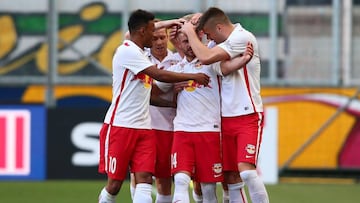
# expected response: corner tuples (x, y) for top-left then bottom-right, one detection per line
(179, 21), (196, 35)
(190, 13), (202, 26)
(174, 81), (189, 92)
(166, 18), (186, 28)
(193, 73), (210, 86)
(169, 26), (179, 41)
(244, 42), (254, 62)
(156, 19), (186, 30)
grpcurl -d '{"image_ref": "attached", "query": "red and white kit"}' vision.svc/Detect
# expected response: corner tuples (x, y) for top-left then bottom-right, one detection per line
(157, 57), (224, 182)
(217, 23), (265, 170)
(98, 40), (156, 180)
(146, 48), (181, 178)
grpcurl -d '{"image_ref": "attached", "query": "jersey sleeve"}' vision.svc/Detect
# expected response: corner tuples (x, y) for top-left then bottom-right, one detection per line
(118, 46), (154, 75)
(217, 29), (248, 59)
(154, 63), (182, 93)
(210, 61), (224, 76)
(155, 80), (173, 93)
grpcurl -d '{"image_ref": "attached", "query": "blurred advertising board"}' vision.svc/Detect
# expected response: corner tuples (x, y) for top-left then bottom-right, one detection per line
(47, 107), (106, 179)
(0, 105), (46, 180)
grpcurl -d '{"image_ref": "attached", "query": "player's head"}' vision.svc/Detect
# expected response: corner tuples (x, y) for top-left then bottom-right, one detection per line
(177, 32), (196, 60)
(197, 7), (231, 44)
(128, 9), (155, 48)
(151, 19), (169, 60)
(180, 13), (208, 44)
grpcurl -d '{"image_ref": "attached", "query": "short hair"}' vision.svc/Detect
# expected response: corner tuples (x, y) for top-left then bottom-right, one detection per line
(128, 9), (155, 33)
(197, 7), (230, 30)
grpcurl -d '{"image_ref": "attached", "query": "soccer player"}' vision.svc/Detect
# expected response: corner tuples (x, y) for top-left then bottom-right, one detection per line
(129, 24), (182, 203)
(97, 9), (210, 203)
(148, 26), (184, 203)
(155, 28), (253, 203)
(180, 7), (269, 203)
(136, 23), (182, 203)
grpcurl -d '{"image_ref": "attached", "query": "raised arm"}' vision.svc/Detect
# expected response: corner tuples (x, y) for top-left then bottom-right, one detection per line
(180, 21), (229, 65)
(155, 19), (185, 30)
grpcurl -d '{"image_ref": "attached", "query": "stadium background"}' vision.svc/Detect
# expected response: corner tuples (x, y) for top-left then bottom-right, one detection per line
(0, 0), (359, 184)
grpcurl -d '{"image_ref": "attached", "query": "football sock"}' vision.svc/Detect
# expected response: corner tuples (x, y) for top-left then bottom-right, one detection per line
(200, 183), (218, 203)
(155, 193), (172, 203)
(240, 170), (269, 203)
(98, 187), (116, 203)
(172, 173), (191, 203)
(133, 183), (152, 203)
(192, 189), (203, 203)
(222, 188), (229, 203)
(228, 182), (248, 203)
(130, 183), (135, 200)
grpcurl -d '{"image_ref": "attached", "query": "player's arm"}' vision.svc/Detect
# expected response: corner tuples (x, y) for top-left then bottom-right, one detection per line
(180, 21), (230, 65)
(150, 83), (176, 108)
(220, 42), (253, 76)
(141, 65), (210, 85)
(155, 19), (185, 30)
(123, 19), (185, 39)
(173, 81), (189, 92)
(169, 26), (185, 58)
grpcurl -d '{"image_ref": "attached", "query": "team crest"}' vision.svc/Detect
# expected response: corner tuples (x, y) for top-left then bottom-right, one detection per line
(212, 163), (222, 177)
(195, 62), (202, 69)
(245, 144), (256, 154)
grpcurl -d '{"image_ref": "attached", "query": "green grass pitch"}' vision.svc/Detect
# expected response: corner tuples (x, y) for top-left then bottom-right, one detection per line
(0, 180), (359, 202)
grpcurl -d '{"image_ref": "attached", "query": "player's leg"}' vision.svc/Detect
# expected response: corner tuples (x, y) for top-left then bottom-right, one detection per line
(221, 180), (229, 203)
(131, 129), (157, 203)
(98, 124), (132, 202)
(173, 172), (192, 203)
(199, 182), (217, 203)
(154, 130), (174, 203)
(130, 173), (136, 200)
(237, 112), (269, 203)
(239, 163), (268, 203)
(133, 171), (154, 203)
(171, 131), (195, 203)
(222, 117), (248, 203)
(98, 178), (123, 203)
(194, 132), (223, 203)
(192, 180), (203, 203)
(224, 171), (247, 203)
(155, 177), (172, 203)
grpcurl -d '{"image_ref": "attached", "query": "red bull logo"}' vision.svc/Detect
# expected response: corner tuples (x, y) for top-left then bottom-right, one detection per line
(184, 80), (211, 92)
(132, 73), (152, 88)
(184, 80), (198, 92)
(0, 110), (31, 175)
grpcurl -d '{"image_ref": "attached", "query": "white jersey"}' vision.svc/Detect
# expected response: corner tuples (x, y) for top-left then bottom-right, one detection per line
(217, 23), (263, 117)
(104, 40), (154, 129)
(157, 57), (222, 132)
(145, 49), (180, 131)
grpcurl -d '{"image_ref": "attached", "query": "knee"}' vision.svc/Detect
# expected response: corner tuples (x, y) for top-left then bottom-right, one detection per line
(106, 180), (122, 195)
(156, 178), (172, 195)
(135, 172), (153, 184)
(238, 162), (256, 172)
(174, 173), (191, 187)
(224, 171), (242, 184)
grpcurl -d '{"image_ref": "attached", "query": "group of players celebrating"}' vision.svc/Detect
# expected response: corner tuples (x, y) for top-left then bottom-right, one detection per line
(98, 7), (269, 203)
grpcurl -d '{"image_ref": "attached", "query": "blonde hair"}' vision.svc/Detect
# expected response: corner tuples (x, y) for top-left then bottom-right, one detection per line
(181, 14), (195, 22)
